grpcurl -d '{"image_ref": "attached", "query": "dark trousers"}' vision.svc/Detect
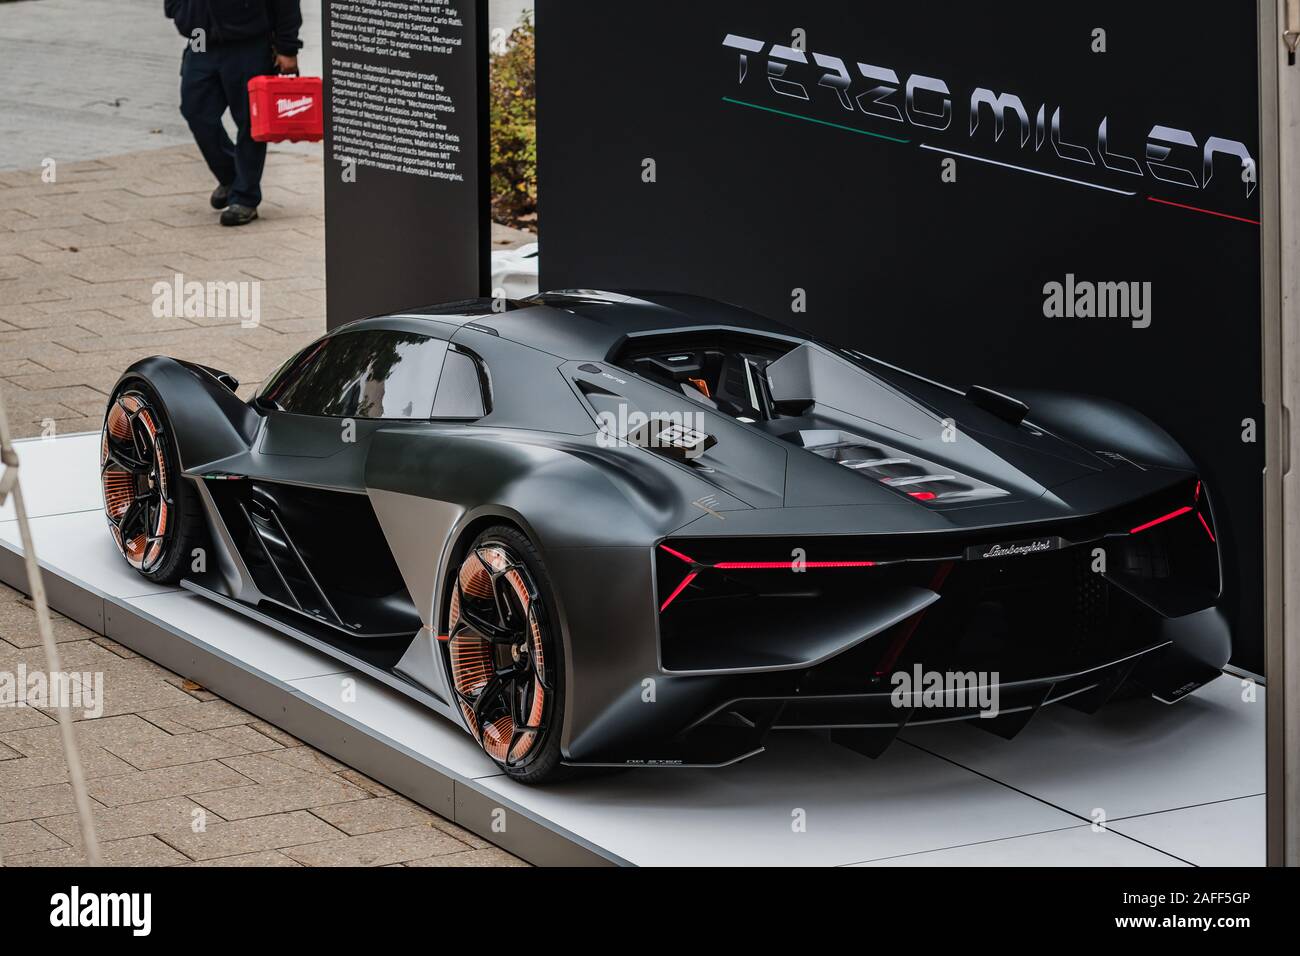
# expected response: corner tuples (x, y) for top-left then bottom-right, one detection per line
(180, 38), (274, 208)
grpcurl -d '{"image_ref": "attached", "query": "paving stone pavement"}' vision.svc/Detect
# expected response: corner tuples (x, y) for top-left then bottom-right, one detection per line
(0, 581), (525, 866)
(0, 143), (530, 439)
(0, 145), (529, 864)
(0, 144), (329, 438)
(1, 0), (534, 867)
(0, 143), (531, 865)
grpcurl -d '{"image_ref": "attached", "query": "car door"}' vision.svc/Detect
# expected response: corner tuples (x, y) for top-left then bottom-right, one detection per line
(210, 328), (451, 639)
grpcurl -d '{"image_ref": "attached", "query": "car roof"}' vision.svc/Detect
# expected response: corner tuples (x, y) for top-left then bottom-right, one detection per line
(380, 290), (810, 360)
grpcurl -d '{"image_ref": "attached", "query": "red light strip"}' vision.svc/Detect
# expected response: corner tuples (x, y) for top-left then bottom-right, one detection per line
(659, 571), (697, 612)
(660, 544), (878, 571)
(712, 560), (877, 569)
(658, 544), (696, 564)
(1194, 480), (1201, 503)
(1129, 505), (1193, 534)
(1146, 195), (1260, 226)
(1198, 512), (1216, 543)
(908, 491), (937, 501)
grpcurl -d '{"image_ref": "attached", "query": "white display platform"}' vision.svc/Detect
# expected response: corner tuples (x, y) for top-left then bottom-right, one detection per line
(0, 433), (1266, 866)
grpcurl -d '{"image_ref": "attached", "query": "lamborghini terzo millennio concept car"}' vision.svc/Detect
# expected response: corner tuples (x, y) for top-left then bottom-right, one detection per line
(100, 291), (1230, 783)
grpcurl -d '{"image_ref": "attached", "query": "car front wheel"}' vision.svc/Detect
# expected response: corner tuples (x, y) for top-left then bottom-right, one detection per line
(99, 380), (205, 584)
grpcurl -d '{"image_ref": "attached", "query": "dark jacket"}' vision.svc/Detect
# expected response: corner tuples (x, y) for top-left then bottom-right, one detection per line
(164, 0), (302, 54)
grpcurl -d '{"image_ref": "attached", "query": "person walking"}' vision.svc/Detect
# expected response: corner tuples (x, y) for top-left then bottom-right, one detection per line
(164, 1), (303, 226)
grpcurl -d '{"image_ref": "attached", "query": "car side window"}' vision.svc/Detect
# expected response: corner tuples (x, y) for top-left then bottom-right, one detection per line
(431, 348), (488, 419)
(267, 330), (448, 420)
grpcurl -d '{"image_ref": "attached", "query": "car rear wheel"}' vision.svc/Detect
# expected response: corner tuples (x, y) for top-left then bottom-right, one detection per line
(445, 525), (569, 784)
(100, 380), (205, 584)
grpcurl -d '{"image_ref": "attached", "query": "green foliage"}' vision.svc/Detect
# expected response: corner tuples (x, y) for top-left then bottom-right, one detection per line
(489, 14), (537, 231)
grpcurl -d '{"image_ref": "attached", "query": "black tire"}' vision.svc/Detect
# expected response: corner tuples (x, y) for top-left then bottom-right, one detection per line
(445, 524), (571, 785)
(100, 378), (207, 585)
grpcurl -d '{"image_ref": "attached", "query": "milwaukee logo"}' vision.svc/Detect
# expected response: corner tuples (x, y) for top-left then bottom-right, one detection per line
(965, 536), (1063, 561)
(276, 95), (314, 118)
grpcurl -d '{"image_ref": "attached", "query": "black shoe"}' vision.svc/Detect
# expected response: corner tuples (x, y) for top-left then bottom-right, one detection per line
(210, 184), (232, 209)
(220, 204), (258, 226)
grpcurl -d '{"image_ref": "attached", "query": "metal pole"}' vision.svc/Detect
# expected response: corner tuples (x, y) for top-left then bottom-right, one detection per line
(1277, 0), (1300, 868)
(0, 399), (101, 866)
(1261, 0), (1298, 867)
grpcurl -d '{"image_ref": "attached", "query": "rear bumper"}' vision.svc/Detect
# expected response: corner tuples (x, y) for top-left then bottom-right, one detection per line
(701, 641), (1173, 734)
(564, 612), (1228, 768)
(689, 607), (1230, 762)
(558, 476), (1229, 768)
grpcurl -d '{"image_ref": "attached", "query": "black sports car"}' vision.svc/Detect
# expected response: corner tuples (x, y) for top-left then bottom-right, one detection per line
(99, 291), (1229, 783)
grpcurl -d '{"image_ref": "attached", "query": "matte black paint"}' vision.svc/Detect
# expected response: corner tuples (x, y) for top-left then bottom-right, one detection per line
(109, 292), (1230, 771)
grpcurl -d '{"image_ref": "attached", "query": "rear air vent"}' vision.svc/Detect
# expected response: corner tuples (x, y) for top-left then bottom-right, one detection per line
(965, 385), (1029, 425)
(575, 379), (626, 420)
(790, 429), (1008, 505)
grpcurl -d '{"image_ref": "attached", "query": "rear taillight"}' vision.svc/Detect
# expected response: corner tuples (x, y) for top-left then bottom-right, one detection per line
(656, 540), (888, 616)
(658, 571), (697, 612)
(1107, 477), (1220, 616)
(1127, 477), (1216, 542)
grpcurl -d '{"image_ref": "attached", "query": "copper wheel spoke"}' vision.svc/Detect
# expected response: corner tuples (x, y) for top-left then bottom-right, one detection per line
(130, 415), (155, 463)
(117, 498), (149, 539)
(103, 437), (149, 475)
(447, 541), (554, 769)
(471, 675), (505, 729)
(492, 569), (527, 629)
(458, 605), (515, 643)
(527, 607), (553, 694)
(101, 390), (173, 573)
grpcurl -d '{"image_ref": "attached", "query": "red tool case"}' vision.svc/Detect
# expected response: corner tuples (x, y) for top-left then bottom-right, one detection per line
(248, 74), (324, 143)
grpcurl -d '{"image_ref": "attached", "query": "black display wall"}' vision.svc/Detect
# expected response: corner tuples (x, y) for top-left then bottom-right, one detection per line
(537, 0), (1265, 672)
(324, 0), (488, 329)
